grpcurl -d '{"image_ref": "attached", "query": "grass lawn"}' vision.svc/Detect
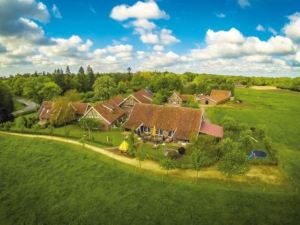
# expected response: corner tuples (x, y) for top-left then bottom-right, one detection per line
(0, 135), (299, 225)
(9, 123), (125, 147)
(206, 88), (300, 185)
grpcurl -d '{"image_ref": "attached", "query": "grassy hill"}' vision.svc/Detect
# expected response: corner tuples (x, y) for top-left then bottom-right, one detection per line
(0, 88), (300, 225)
(0, 135), (299, 225)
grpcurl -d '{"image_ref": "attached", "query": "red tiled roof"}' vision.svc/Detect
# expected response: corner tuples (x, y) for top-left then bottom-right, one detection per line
(200, 121), (224, 138)
(93, 99), (125, 124)
(71, 102), (90, 116)
(210, 90), (231, 103)
(38, 101), (53, 120)
(124, 103), (203, 140)
(132, 89), (153, 104)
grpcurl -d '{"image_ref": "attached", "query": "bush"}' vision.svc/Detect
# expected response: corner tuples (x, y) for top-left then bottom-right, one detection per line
(16, 116), (26, 131)
(218, 147), (248, 176)
(4, 121), (13, 131)
(264, 137), (277, 163)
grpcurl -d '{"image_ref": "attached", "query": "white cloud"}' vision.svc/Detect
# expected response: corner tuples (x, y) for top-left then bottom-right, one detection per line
(111, 1), (179, 47)
(0, 1), (300, 77)
(0, 0), (49, 43)
(110, 0), (168, 21)
(216, 13), (226, 18)
(268, 27), (278, 36)
(160, 29), (180, 45)
(131, 19), (156, 30)
(256, 24), (265, 32)
(238, 0), (250, 8)
(153, 45), (164, 52)
(190, 28), (296, 61)
(206, 28), (244, 45)
(140, 33), (159, 44)
(284, 12), (300, 41)
(52, 4), (62, 19)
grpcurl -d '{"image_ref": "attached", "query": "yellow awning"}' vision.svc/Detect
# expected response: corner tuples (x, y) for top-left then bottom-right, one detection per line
(119, 140), (129, 152)
(152, 126), (156, 136)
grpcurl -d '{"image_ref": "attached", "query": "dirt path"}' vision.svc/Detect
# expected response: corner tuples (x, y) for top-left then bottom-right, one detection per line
(250, 86), (278, 90)
(0, 132), (286, 185)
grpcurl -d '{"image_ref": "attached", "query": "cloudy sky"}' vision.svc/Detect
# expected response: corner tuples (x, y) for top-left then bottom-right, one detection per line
(0, 0), (300, 76)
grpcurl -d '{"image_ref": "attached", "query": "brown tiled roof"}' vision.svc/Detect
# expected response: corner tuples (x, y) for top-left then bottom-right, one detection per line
(179, 94), (194, 102)
(210, 90), (231, 103)
(172, 91), (194, 102)
(109, 95), (124, 106)
(93, 99), (125, 124)
(124, 103), (203, 140)
(38, 101), (53, 120)
(132, 89), (153, 104)
(200, 121), (224, 138)
(71, 102), (90, 116)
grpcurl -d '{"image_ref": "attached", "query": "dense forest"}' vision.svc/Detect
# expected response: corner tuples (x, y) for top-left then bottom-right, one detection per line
(0, 66), (300, 122)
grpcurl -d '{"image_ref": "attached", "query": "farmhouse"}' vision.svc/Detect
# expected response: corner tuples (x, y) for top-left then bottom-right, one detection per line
(119, 89), (153, 113)
(38, 101), (53, 124)
(198, 89), (232, 105)
(167, 91), (195, 106)
(38, 101), (90, 124)
(123, 103), (223, 142)
(71, 102), (91, 117)
(81, 96), (126, 130)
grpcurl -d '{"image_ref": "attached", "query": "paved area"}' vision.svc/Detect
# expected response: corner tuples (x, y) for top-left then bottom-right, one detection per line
(12, 98), (39, 117)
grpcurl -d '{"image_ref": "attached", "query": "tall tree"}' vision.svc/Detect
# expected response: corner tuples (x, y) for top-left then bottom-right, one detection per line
(0, 82), (14, 122)
(78, 66), (85, 75)
(127, 67), (132, 75)
(93, 76), (117, 100)
(38, 82), (62, 101)
(65, 66), (71, 75)
(86, 65), (95, 91)
(191, 149), (209, 182)
(77, 66), (89, 92)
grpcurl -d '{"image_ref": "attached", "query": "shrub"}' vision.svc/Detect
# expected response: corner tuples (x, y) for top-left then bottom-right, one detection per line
(160, 157), (176, 175)
(264, 137), (277, 163)
(16, 116), (26, 131)
(218, 147), (248, 177)
(4, 121), (13, 131)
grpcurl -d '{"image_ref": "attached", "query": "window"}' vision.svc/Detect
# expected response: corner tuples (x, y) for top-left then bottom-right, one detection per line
(158, 129), (163, 135)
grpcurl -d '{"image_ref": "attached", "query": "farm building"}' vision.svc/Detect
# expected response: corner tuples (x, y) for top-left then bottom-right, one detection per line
(38, 101), (53, 124)
(198, 90), (232, 105)
(119, 89), (153, 114)
(167, 91), (195, 106)
(38, 101), (90, 125)
(123, 103), (223, 142)
(81, 96), (126, 130)
(71, 102), (91, 117)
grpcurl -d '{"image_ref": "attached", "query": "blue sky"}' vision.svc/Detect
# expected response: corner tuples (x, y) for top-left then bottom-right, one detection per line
(0, 0), (300, 76)
(44, 0), (298, 51)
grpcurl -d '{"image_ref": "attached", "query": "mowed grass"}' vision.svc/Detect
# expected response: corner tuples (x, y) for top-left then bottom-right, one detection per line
(206, 88), (300, 185)
(0, 135), (299, 225)
(10, 123), (125, 147)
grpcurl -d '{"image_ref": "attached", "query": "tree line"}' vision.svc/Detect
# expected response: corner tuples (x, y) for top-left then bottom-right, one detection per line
(1, 66), (300, 122)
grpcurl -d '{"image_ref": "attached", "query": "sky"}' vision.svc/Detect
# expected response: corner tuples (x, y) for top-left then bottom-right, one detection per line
(0, 0), (300, 76)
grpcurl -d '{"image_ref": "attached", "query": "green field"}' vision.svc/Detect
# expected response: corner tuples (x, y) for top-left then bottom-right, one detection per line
(1, 88), (300, 225)
(206, 88), (300, 185)
(0, 135), (299, 225)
